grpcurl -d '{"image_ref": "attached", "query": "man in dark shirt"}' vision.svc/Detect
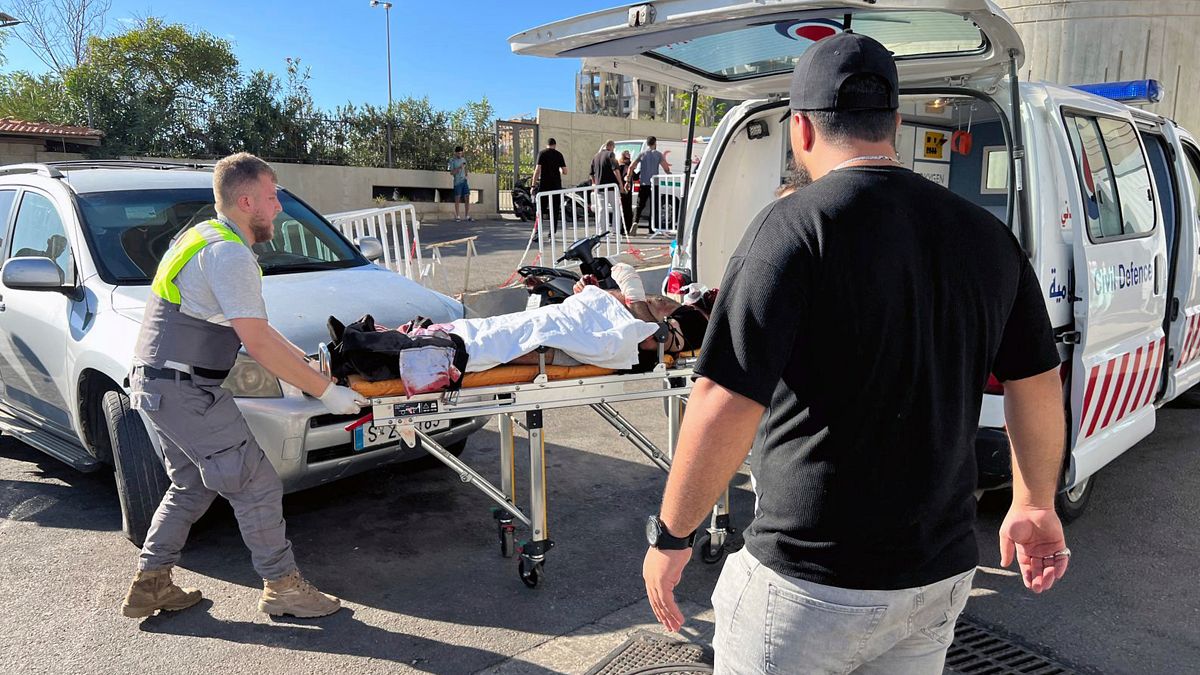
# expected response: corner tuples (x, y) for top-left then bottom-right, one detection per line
(590, 139), (621, 187)
(533, 138), (568, 219)
(642, 33), (1070, 673)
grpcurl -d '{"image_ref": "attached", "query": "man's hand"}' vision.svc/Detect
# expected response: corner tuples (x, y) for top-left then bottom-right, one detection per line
(999, 505), (1069, 593)
(643, 547), (691, 632)
(319, 382), (368, 415)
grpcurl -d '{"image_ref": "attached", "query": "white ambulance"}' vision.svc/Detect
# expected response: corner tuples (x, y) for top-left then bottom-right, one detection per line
(513, 1), (1200, 520)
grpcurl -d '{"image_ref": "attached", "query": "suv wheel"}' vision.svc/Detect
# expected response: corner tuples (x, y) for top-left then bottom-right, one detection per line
(102, 390), (170, 546)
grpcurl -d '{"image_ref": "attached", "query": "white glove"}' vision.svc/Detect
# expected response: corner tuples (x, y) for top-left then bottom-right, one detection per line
(319, 382), (368, 415)
(611, 263), (646, 303)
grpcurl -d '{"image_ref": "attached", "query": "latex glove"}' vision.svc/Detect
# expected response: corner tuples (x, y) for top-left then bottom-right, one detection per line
(611, 263), (646, 303)
(319, 382), (368, 415)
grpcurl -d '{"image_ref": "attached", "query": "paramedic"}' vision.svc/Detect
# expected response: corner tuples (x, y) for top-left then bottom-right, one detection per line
(641, 33), (1069, 673)
(120, 152), (367, 620)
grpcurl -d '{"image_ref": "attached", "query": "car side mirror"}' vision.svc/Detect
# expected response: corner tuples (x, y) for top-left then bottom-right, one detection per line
(2, 256), (67, 292)
(356, 236), (384, 262)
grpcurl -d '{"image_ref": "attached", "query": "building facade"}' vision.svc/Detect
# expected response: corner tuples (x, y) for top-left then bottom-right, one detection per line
(575, 71), (731, 127)
(997, 0), (1200, 132)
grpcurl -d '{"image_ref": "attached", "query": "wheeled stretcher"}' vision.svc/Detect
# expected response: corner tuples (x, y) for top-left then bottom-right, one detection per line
(318, 338), (735, 588)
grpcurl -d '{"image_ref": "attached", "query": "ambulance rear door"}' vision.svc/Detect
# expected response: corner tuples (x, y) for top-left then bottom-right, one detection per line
(1160, 124), (1200, 401)
(1054, 89), (1167, 486)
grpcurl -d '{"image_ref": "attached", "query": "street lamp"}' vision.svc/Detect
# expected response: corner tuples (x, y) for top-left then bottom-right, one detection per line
(0, 13), (23, 28)
(370, 0), (394, 168)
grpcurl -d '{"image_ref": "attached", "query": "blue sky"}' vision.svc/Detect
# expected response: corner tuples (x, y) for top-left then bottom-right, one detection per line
(2, 1), (625, 119)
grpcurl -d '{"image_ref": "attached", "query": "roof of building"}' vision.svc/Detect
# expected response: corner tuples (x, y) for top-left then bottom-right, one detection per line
(0, 118), (104, 143)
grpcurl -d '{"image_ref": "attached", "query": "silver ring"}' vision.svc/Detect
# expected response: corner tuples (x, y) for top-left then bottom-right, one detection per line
(1040, 547), (1071, 561)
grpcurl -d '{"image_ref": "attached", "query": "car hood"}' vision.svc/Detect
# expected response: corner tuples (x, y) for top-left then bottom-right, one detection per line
(108, 265), (463, 355)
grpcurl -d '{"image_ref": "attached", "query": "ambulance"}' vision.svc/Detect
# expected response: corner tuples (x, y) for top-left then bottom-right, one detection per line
(513, 1), (1200, 520)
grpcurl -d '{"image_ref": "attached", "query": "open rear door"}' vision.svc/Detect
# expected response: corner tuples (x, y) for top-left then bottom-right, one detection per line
(511, 0), (1023, 99)
(1060, 99), (1167, 486)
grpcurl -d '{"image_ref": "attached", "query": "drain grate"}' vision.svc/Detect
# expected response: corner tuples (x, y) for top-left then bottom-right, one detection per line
(946, 618), (1076, 675)
(585, 630), (711, 675)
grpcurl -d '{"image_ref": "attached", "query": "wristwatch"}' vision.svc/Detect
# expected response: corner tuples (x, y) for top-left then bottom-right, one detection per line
(646, 515), (696, 550)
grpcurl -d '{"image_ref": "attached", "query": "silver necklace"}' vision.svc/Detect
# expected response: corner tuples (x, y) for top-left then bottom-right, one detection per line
(832, 155), (900, 172)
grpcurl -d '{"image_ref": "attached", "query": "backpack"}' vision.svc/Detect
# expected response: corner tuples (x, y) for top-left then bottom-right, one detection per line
(327, 315), (469, 396)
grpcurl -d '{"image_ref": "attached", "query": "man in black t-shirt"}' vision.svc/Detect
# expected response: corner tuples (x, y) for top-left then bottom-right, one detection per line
(642, 33), (1070, 673)
(590, 139), (621, 187)
(533, 138), (567, 218)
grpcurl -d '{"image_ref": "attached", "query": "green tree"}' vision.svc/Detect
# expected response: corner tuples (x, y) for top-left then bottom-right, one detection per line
(66, 17), (238, 156)
(0, 71), (78, 122)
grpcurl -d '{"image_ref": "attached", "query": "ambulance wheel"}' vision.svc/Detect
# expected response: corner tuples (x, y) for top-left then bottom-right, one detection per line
(103, 390), (171, 547)
(519, 558), (543, 588)
(1055, 475), (1093, 523)
(695, 533), (726, 564)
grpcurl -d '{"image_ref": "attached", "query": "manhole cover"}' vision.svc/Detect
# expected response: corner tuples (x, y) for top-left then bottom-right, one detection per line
(946, 617), (1077, 674)
(585, 630), (711, 675)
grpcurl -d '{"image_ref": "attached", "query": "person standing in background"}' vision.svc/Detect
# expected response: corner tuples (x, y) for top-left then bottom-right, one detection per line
(448, 145), (473, 222)
(533, 138), (568, 219)
(630, 137), (672, 233)
(616, 150), (636, 236)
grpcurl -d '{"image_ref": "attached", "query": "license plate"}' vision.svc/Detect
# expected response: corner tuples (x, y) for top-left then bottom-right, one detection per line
(353, 419), (448, 451)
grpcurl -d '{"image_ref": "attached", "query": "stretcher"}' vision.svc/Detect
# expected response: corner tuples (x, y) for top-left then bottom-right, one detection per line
(318, 337), (735, 588)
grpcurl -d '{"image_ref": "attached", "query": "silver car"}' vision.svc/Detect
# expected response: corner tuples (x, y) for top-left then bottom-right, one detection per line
(0, 160), (485, 543)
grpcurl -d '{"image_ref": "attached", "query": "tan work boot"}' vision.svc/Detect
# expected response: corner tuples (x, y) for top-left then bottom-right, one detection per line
(258, 569), (342, 618)
(120, 567), (202, 618)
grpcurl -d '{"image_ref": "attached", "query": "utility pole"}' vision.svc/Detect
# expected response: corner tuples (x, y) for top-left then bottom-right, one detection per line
(371, 1), (394, 168)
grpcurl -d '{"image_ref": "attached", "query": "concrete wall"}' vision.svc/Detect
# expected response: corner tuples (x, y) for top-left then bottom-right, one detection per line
(265, 163), (498, 220)
(997, 0), (1200, 132)
(536, 108), (716, 185)
(0, 139), (86, 165)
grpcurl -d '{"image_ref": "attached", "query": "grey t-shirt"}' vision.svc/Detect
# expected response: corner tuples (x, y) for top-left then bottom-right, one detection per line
(635, 149), (665, 184)
(174, 222), (268, 326)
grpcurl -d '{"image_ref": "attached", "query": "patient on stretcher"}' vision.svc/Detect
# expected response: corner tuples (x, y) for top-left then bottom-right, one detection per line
(326, 265), (712, 395)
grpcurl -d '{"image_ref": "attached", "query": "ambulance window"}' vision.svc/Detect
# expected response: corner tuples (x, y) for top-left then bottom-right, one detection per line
(1182, 144), (1200, 218)
(1097, 117), (1156, 236)
(1065, 115), (1124, 240)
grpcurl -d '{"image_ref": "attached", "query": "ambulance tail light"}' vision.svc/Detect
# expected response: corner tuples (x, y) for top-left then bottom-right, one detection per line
(985, 374), (1005, 396)
(665, 269), (689, 295)
(1071, 79), (1164, 105)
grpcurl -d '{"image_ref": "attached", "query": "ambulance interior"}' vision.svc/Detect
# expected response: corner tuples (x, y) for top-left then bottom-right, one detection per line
(691, 94), (1011, 288)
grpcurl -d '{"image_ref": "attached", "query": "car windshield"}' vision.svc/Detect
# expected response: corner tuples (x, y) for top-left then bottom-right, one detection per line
(76, 187), (366, 284)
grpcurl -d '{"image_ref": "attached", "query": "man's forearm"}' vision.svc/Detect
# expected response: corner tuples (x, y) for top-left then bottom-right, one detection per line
(241, 328), (331, 397)
(1004, 368), (1066, 508)
(659, 378), (764, 536)
(270, 325), (309, 361)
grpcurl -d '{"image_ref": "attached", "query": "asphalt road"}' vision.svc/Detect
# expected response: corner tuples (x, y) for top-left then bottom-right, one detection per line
(1, 396), (1197, 673)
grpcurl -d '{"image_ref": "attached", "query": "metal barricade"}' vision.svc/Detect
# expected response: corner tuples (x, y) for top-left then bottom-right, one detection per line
(533, 183), (624, 268)
(650, 173), (685, 238)
(326, 204), (424, 281)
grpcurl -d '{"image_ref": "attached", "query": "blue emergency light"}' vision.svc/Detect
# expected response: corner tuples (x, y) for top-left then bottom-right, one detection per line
(1072, 79), (1164, 105)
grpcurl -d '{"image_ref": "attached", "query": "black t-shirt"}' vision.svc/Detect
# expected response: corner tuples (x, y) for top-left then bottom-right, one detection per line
(695, 167), (1059, 590)
(590, 149), (620, 185)
(537, 148), (566, 191)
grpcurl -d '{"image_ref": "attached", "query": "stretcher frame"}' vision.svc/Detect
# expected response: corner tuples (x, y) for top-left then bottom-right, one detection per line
(319, 344), (735, 588)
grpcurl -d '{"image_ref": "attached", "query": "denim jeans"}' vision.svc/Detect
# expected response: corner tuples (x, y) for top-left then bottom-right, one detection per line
(712, 548), (975, 675)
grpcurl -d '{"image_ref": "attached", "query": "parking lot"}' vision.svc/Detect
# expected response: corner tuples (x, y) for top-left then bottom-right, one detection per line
(1, 389), (1197, 674)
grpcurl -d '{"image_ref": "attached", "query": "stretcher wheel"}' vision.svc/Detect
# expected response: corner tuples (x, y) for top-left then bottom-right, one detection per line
(519, 558), (543, 588)
(499, 526), (516, 558)
(695, 533), (726, 565)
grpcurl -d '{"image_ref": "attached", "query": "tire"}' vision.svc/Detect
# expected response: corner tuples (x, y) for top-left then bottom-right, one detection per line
(102, 390), (171, 546)
(1055, 474), (1094, 523)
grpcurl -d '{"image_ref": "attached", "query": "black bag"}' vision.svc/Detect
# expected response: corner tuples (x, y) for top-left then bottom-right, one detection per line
(327, 314), (469, 388)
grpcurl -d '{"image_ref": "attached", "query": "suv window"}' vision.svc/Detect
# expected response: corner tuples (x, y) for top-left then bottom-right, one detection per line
(75, 187), (366, 284)
(1064, 113), (1157, 242)
(0, 189), (17, 250)
(10, 191), (72, 281)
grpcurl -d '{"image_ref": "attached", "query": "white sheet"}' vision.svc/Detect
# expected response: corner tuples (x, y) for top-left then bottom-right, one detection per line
(450, 285), (657, 372)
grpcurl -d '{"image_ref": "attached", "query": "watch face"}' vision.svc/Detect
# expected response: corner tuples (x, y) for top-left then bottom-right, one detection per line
(645, 516), (660, 546)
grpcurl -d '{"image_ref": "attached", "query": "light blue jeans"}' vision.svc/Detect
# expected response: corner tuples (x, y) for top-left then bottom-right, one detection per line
(712, 548), (975, 675)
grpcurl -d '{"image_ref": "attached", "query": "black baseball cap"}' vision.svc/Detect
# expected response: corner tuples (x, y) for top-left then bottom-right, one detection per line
(789, 32), (899, 111)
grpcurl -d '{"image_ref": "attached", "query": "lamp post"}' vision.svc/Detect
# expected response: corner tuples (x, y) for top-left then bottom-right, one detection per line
(0, 12), (24, 28)
(370, 0), (394, 168)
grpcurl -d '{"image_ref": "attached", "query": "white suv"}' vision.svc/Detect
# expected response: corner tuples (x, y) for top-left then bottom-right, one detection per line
(0, 160), (485, 544)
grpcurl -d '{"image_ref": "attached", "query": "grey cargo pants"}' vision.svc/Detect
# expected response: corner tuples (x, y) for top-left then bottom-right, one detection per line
(131, 368), (296, 580)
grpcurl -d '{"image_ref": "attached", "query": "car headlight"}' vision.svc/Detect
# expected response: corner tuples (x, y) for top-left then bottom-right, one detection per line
(221, 354), (284, 398)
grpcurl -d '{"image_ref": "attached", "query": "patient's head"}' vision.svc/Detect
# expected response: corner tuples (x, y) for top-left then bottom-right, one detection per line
(645, 295), (681, 321)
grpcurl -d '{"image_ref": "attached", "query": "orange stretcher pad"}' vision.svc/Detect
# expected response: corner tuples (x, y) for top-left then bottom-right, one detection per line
(347, 351), (697, 399)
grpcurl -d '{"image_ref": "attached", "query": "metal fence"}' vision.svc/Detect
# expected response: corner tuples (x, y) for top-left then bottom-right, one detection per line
(134, 107), (496, 172)
(327, 204), (425, 281)
(533, 183), (625, 268)
(650, 173), (686, 238)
